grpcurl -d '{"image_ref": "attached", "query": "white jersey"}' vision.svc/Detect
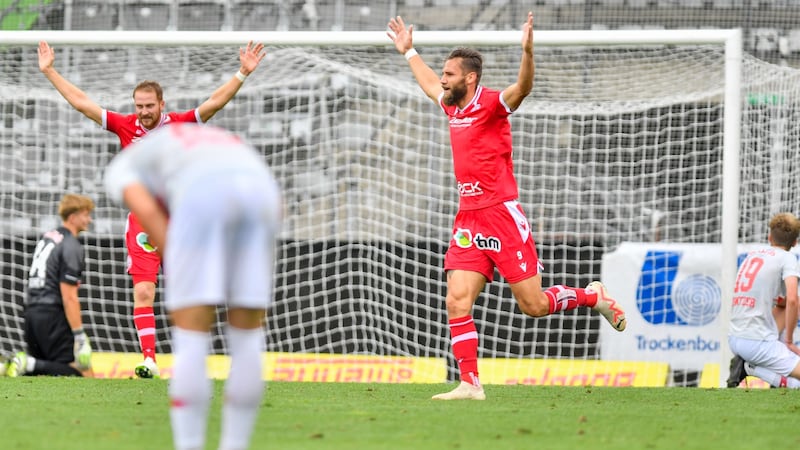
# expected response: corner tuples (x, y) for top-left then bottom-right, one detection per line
(104, 123), (282, 310)
(729, 246), (800, 341)
(104, 123), (275, 210)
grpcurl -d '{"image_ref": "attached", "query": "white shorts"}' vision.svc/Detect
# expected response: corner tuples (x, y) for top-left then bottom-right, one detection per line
(163, 171), (281, 311)
(728, 335), (800, 376)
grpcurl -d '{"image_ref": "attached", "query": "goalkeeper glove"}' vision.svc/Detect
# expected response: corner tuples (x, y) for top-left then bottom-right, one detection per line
(72, 329), (92, 370)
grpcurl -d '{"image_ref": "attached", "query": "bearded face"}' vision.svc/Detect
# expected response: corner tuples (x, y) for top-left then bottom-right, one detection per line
(442, 79), (468, 107)
(440, 58), (471, 107)
(133, 90), (164, 130)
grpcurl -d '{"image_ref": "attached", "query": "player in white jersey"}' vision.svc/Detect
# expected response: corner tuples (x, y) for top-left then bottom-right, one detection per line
(104, 123), (282, 450)
(728, 212), (800, 388)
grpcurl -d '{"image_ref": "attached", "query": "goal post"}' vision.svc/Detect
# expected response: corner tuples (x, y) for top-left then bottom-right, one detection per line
(0, 28), (763, 387)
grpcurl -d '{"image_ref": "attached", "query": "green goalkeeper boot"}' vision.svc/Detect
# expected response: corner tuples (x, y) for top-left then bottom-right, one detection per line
(6, 351), (28, 377)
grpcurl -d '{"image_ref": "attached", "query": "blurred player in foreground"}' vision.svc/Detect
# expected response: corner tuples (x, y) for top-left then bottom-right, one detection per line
(104, 123), (282, 450)
(38, 39), (265, 378)
(728, 212), (800, 388)
(6, 194), (95, 378)
(388, 12), (626, 400)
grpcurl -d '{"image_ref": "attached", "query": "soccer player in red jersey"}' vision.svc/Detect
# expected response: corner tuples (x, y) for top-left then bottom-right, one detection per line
(388, 12), (627, 400)
(37, 40), (266, 378)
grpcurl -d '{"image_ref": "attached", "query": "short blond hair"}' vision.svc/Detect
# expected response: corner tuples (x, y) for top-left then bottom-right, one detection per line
(769, 212), (800, 249)
(133, 80), (164, 101)
(58, 193), (95, 222)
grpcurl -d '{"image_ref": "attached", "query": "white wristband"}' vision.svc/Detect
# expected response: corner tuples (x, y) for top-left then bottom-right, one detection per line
(235, 70), (248, 82)
(404, 48), (418, 61)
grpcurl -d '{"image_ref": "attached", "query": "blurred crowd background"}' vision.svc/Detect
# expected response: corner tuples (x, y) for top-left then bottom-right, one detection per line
(2, 1), (799, 67)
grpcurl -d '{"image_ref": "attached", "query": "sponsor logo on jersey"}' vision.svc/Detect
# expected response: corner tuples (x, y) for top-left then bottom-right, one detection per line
(458, 181), (483, 197)
(449, 117), (477, 128)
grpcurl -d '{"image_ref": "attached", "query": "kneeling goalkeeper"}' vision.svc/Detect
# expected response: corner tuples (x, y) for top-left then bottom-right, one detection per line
(6, 193), (95, 377)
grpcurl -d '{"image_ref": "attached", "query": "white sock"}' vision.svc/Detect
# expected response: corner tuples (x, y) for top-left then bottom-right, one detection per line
(747, 364), (800, 388)
(26, 355), (37, 373)
(218, 325), (266, 450)
(169, 327), (212, 450)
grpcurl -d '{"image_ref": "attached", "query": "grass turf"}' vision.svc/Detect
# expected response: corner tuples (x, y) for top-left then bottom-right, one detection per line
(2, 378), (798, 449)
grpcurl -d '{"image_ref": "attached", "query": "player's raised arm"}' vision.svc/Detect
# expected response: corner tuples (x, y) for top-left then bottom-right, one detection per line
(387, 16), (442, 103)
(197, 41), (266, 123)
(502, 12), (535, 111)
(38, 41), (103, 125)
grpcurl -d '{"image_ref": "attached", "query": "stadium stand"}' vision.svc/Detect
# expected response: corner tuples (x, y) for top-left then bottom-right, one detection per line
(0, 0), (58, 30)
(177, 0), (226, 30)
(68, 0), (118, 30)
(119, 0), (173, 30)
(230, 0), (287, 31)
(2, 1), (796, 67)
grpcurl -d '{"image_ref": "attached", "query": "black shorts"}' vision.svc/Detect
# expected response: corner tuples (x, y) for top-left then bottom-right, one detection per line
(23, 306), (74, 364)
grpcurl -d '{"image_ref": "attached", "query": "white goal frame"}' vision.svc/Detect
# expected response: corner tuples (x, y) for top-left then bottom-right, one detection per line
(0, 28), (743, 387)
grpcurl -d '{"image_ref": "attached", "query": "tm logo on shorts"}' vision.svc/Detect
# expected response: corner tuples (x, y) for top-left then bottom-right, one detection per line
(453, 229), (501, 252)
(136, 232), (157, 253)
(636, 250), (721, 326)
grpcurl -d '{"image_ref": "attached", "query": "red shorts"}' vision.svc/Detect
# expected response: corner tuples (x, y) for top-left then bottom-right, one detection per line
(444, 200), (542, 283)
(125, 212), (161, 284)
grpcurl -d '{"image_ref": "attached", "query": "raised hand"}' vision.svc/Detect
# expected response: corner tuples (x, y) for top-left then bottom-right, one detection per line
(37, 41), (56, 73)
(387, 16), (414, 54)
(521, 11), (533, 54)
(239, 41), (266, 76)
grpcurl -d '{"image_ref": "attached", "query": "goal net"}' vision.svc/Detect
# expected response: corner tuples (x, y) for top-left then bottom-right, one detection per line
(1, 30), (797, 386)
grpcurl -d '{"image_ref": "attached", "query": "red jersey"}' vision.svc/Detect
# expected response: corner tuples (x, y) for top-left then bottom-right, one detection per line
(103, 109), (201, 149)
(439, 86), (519, 211)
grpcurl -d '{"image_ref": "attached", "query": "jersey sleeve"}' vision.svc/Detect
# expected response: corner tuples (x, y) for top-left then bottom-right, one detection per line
(783, 253), (800, 280)
(104, 109), (122, 132)
(496, 90), (513, 116)
(59, 239), (84, 286)
(169, 109), (202, 124)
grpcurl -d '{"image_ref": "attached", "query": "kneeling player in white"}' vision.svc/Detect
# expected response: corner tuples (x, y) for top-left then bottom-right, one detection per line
(728, 213), (800, 388)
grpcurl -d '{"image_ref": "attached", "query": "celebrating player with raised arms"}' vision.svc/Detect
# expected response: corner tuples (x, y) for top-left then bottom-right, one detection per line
(388, 11), (626, 400)
(38, 39), (266, 378)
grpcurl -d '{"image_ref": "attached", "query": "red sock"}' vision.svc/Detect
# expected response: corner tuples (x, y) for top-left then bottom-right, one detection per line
(449, 315), (480, 387)
(133, 306), (157, 361)
(545, 285), (597, 313)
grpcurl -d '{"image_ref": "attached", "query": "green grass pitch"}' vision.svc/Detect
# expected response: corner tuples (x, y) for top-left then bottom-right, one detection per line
(1, 378), (796, 449)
